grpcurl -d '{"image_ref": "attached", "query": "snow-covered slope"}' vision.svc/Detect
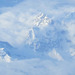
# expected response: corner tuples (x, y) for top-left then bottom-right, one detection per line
(0, 12), (75, 61)
(0, 0), (75, 75)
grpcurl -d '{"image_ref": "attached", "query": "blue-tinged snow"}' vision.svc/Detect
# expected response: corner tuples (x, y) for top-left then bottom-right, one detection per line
(0, 0), (75, 75)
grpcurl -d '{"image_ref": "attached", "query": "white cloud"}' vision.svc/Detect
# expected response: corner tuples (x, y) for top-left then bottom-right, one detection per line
(0, 9), (51, 47)
(0, 58), (75, 75)
(48, 49), (64, 61)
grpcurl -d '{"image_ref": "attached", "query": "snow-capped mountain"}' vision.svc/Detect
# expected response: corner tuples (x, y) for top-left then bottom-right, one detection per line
(0, 48), (11, 62)
(0, 0), (75, 75)
(0, 12), (75, 61)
